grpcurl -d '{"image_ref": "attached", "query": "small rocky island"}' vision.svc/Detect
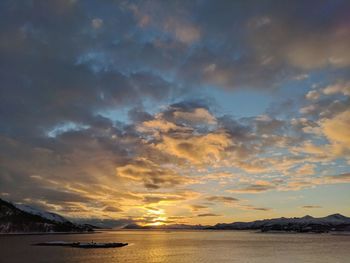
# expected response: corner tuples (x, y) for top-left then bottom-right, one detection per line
(34, 241), (128, 249)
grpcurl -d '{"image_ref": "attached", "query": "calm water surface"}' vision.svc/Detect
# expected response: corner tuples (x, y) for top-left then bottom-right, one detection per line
(0, 230), (349, 263)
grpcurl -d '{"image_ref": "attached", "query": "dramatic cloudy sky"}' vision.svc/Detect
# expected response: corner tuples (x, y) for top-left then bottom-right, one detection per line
(1, 0), (350, 226)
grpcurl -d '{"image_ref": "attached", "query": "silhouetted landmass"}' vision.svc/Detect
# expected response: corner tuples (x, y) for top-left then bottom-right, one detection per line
(0, 198), (94, 233)
(208, 214), (350, 233)
(2, 197), (350, 234)
(124, 214), (350, 233)
(123, 223), (208, 230)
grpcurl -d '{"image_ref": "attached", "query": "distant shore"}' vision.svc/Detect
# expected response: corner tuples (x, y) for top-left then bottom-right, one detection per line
(2, 229), (350, 236)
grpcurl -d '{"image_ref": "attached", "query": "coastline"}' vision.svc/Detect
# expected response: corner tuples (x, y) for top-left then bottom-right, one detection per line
(2, 229), (350, 236)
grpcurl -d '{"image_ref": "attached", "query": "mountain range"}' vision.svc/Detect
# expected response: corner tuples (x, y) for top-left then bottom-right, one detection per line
(208, 213), (350, 232)
(1, 198), (350, 233)
(124, 214), (350, 233)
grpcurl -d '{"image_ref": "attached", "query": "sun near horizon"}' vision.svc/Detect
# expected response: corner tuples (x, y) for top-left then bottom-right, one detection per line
(0, 0), (350, 229)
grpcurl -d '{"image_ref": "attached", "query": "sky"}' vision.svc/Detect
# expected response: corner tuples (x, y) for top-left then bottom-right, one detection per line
(0, 0), (350, 227)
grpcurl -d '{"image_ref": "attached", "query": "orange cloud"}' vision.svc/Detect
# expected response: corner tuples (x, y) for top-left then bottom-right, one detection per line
(321, 110), (350, 152)
(156, 131), (232, 164)
(116, 158), (196, 189)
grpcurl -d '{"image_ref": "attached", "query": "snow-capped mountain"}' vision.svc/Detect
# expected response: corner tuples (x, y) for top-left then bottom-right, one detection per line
(14, 203), (68, 223)
(0, 198), (93, 233)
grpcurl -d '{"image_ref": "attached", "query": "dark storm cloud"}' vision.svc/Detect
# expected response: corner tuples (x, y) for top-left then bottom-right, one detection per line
(0, 0), (176, 139)
(1, 0), (349, 138)
(175, 0), (350, 89)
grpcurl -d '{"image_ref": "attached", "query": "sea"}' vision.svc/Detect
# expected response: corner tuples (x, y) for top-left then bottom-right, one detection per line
(0, 230), (349, 263)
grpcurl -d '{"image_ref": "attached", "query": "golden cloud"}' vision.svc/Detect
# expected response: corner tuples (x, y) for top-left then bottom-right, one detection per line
(116, 158), (196, 189)
(155, 131), (232, 164)
(321, 110), (350, 152)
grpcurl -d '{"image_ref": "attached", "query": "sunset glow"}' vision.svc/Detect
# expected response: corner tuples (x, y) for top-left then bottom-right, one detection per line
(0, 0), (349, 229)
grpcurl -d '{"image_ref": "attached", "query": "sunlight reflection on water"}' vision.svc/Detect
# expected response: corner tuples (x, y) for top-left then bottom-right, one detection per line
(1, 230), (350, 263)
